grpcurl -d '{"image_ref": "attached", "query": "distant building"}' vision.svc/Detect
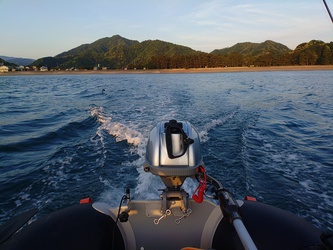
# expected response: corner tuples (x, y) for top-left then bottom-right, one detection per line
(0, 65), (9, 73)
(40, 66), (48, 71)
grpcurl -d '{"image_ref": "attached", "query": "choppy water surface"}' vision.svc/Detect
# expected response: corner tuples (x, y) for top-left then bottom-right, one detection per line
(0, 71), (332, 232)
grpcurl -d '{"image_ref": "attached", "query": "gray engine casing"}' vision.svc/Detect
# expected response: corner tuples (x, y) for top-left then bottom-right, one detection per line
(144, 120), (203, 179)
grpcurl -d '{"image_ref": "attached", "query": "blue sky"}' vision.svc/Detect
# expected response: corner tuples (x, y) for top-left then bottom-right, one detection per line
(1, 0), (333, 59)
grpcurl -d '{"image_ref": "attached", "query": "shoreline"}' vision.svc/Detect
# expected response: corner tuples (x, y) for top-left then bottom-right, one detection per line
(1, 65), (333, 76)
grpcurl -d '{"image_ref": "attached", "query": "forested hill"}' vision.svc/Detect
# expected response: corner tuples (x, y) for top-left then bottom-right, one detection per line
(0, 58), (18, 67)
(0, 56), (34, 66)
(211, 40), (291, 57)
(32, 35), (199, 70)
(31, 35), (333, 70)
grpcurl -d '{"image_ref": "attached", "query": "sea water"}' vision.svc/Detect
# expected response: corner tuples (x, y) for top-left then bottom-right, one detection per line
(0, 71), (332, 233)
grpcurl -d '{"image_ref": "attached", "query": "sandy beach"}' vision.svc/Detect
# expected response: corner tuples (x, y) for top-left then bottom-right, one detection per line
(1, 65), (333, 76)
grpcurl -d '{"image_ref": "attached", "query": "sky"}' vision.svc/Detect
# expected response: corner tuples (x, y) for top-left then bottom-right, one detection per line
(1, 0), (333, 59)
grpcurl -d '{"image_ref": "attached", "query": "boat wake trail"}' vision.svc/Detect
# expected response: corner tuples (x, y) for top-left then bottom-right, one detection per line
(90, 106), (152, 201)
(198, 110), (238, 143)
(90, 107), (240, 202)
(91, 107), (143, 146)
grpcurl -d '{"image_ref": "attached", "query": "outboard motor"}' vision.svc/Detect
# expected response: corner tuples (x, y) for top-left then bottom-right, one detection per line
(144, 119), (203, 190)
(144, 119), (204, 218)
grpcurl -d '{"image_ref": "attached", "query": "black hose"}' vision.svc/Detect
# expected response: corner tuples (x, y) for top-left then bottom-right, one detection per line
(323, 0), (333, 24)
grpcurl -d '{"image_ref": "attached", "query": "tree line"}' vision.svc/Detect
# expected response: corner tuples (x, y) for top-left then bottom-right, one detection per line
(135, 43), (333, 69)
(31, 39), (333, 70)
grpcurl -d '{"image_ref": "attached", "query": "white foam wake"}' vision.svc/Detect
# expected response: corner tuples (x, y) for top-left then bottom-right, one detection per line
(199, 111), (237, 143)
(90, 106), (144, 147)
(90, 108), (237, 201)
(90, 106), (153, 199)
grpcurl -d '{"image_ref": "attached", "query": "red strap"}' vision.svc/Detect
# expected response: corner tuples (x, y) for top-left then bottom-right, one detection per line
(192, 166), (207, 203)
(244, 196), (257, 201)
(80, 197), (93, 204)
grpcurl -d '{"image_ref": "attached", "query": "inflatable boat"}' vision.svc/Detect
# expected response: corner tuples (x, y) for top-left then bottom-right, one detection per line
(1, 120), (332, 250)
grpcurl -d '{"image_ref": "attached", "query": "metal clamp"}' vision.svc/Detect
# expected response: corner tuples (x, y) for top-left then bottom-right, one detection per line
(175, 208), (192, 225)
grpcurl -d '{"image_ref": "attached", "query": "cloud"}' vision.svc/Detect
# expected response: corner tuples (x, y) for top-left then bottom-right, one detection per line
(1, 0), (332, 58)
(173, 0), (332, 51)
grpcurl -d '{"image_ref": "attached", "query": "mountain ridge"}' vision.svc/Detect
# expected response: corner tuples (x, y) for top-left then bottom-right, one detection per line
(3, 35), (332, 69)
(31, 35), (201, 69)
(211, 40), (292, 57)
(0, 56), (35, 66)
